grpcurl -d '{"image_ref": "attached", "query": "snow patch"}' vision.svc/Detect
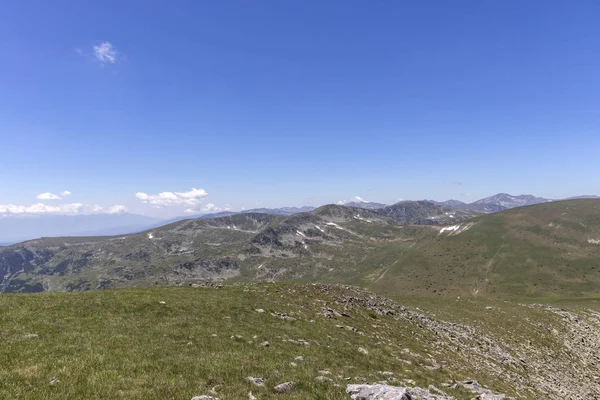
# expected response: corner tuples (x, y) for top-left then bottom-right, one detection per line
(588, 239), (600, 245)
(439, 225), (460, 233)
(353, 214), (372, 223)
(147, 233), (154, 239)
(325, 222), (344, 230)
(315, 225), (325, 233)
(438, 222), (475, 236)
(296, 230), (306, 237)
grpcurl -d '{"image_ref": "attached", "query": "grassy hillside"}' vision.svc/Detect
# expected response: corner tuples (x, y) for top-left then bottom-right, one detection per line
(368, 199), (600, 298)
(1, 283), (599, 399)
(2, 200), (600, 299)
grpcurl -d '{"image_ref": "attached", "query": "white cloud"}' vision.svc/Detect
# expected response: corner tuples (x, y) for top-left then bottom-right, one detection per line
(184, 208), (196, 214)
(337, 196), (367, 205)
(106, 205), (127, 214)
(202, 203), (218, 212)
(0, 203), (83, 215)
(36, 192), (62, 200)
(136, 187), (208, 207)
(60, 190), (72, 197)
(89, 205), (128, 214)
(200, 203), (231, 213)
(93, 41), (118, 64)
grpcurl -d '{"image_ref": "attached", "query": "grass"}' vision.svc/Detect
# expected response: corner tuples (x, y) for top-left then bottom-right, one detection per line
(2, 283), (600, 399)
(0, 283), (539, 400)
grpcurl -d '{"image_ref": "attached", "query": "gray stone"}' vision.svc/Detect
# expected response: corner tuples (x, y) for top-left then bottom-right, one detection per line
(22, 333), (39, 339)
(273, 381), (296, 392)
(191, 396), (220, 400)
(246, 376), (265, 386)
(347, 384), (456, 400)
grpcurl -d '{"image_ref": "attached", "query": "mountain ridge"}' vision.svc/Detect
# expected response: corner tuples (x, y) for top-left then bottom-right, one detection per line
(2, 199), (600, 298)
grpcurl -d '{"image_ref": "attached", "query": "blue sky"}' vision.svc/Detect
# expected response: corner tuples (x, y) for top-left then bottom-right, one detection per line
(1, 1), (600, 218)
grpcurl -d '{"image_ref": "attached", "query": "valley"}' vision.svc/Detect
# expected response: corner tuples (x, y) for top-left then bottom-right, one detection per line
(2, 199), (599, 300)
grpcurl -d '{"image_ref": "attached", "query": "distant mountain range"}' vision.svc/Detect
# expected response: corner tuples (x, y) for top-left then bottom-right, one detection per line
(343, 201), (387, 210)
(3, 198), (600, 298)
(1, 194), (598, 243)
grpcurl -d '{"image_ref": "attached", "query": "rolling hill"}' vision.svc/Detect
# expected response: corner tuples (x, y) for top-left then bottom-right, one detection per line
(1, 199), (600, 299)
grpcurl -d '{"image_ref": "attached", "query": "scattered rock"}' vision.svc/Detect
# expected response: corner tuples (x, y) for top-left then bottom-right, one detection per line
(294, 355), (304, 362)
(290, 362), (297, 367)
(191, 396), (220, 400)
(273, 381), (296, 393)
(248, 392), (256, 400)
(486, 306), (493, 310)
(260, 341), (270, 347)
(347, 384), (456, 399)
(247, 376), (265, 387)
(159, 301), (166, 304)
(358, 347), (369, 355)
(49, 377), (59, 385)
(271, 312), (296, 321)
(315, 376), (333, 382)
(255, 309), (265, 313)
(22, 333), (39, 339)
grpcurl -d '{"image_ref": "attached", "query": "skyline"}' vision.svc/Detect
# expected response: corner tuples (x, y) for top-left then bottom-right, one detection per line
(2, 1), (600, 218)
(0, 189), (596, 219)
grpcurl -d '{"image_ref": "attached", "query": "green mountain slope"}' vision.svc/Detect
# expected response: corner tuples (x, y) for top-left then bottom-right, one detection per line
(1, 283), (599, 399)
(1, 200), (600, 299)
(368, 199), (600, 298)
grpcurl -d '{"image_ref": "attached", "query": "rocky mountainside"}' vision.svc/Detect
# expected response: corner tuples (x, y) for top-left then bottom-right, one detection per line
(374, 201), (476, 225)
(430, 199), (465, 208)
(344, 201), (387, 210)
(471, 193), (551, 208)
(2, 199), (600, 299)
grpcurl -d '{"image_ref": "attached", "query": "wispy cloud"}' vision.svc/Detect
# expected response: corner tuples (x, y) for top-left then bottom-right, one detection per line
(93, 41), (119, 64)
(136, 188), (208, 207)
(106, 205), (127, 214)
(184, 203), (230, 214)
(337, 196), (367, 205)
(60, 190), (72, 197)
(36, 192), (62, 200)
(0, 203), (83, 215)
(460, 192), (472, 197)
(89, 205), (128, 214)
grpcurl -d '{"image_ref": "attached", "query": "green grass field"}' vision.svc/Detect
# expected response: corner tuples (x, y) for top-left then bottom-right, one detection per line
(2, 283), (599, 399)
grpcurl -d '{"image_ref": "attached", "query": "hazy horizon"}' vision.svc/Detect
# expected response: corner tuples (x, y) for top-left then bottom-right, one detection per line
(2, 1), (600, 218)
